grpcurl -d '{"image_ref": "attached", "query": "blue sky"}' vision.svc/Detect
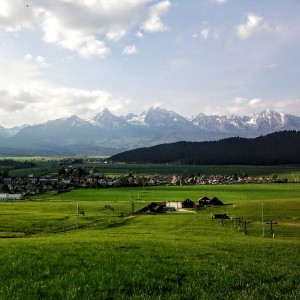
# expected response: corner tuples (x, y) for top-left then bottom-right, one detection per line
(0, 0), (300, 127)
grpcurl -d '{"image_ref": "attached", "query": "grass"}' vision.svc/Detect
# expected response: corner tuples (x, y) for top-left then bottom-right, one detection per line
(31, 183), (300, 202)
(4, 158), (300, 180)
(0, 184), (299, 299)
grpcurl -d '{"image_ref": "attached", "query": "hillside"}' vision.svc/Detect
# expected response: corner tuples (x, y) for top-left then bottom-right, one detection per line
(109, 131), (300, 165)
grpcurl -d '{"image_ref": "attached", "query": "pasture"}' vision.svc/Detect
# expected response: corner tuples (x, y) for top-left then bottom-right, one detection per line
(4, 157), (300, 181)
(0, 183), (299, 299)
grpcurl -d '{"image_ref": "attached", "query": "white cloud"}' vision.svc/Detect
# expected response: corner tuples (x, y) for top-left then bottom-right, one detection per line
(201, 28), (209, 40)
(0, 82), (131, 127)
(205, 97), (269, 116)
(229, 97), (300, 116)
(0, 0), (171, 58)
(106, 29), (127, 41)
(0, 0), (35, 32)
(0, 53), (131, 126)
(24, 54), (48, 66)
(142, 1), (171, 33)
(233, 97), (247, 105)
(211, 0), (227, 3)
(41, 9), (110, 58)
(274, 99), (300, 115)
(236, 14), (268, 40)
(135, 31), (144, 38)
(123, 45), (138, 55)
(248, 98), (263, 106)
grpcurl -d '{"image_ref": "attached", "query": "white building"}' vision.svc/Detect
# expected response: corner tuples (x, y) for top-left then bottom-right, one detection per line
(0, 194), (23, 200)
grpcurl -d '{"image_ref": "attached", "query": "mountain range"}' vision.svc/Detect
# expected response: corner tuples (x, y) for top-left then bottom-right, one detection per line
(0, 107), (300, 155)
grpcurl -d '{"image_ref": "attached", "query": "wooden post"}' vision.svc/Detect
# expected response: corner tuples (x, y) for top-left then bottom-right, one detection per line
(76, 204), (79, 229)
(243, 220), (251, 235)
(266, 221), (277, 237)
(233, 217), (243, 231)
(262, 203), (265, 237)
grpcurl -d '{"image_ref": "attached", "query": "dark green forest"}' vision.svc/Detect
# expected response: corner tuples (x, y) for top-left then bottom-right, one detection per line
(110, 131), (300, 165)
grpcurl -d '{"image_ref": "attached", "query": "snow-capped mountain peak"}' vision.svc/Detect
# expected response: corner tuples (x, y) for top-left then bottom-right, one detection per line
(90, 108), (126, 128)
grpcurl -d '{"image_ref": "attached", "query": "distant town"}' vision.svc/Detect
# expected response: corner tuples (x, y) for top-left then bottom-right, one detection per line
(0, 161), (289, 200)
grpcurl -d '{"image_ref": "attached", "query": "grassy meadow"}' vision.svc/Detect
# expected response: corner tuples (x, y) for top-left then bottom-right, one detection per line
(0, 183), (299, 299)
(4, 157), (300, 181)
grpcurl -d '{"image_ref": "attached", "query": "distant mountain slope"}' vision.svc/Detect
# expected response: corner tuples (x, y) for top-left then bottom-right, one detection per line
(109, 131), (300, 165)
(1, 107), (300, 155)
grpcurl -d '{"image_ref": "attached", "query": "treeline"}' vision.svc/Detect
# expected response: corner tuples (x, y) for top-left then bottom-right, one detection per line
(0, 159), (36, 169)
(110, 131), (300, 165)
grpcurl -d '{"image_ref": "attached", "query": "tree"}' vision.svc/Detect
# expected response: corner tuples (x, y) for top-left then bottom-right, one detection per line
(0, 184), (10, 193)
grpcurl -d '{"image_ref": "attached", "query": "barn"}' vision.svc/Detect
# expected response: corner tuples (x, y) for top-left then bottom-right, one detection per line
(209, 197), (224, 206)
(198, 196), (210, 206)
(182, 198), (195, 208)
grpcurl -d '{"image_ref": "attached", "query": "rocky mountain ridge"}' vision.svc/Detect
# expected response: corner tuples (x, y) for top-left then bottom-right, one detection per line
(0, 107), (299, 155)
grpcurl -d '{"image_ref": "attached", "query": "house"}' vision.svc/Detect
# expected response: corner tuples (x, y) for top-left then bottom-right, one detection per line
(209, 197), (224, 206)
(138, 202), (167, 213)
(198, 196), (210, 206)
(182, 198), (195, 208)
(166, 201), (182, 209)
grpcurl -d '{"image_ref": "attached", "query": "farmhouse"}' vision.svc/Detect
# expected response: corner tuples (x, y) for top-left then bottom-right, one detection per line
(138, 202), (167, 213)
(181, 198), (195, 208)
(209, 197), (224, 206)
(166, 201), (182, 209)
(198, 196), (210, 206)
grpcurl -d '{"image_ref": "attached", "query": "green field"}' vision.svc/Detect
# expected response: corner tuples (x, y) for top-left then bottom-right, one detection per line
(4, 157), (300, 181)
(0, 184), (299, 299)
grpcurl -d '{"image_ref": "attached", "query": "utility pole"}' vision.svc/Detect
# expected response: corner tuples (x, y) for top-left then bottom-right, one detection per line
(266, 220), (277, 238)
(233, 217), (243, 231)
(262, 203), (265, 237)
(244, 220), (251, 235)
(76, 204), (85, 229)
(77, 204), (79, 229)
(131, 194), (135, 214)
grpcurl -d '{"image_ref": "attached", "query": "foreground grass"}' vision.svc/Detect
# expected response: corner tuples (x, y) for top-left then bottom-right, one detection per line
(0, 216), (299, 299)
(0, 184), (299, 299)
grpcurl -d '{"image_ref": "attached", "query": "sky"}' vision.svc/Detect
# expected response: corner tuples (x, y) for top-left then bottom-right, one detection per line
(0, 0), (300, 127)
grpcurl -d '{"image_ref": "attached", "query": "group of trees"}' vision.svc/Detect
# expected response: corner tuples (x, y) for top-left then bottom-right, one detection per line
(110, 131), (300, 165)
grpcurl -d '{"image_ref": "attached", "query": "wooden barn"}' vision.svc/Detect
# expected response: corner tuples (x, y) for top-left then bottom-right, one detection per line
(182, 198), (195, 208)
(198, 196), (210, 206)
(209, 197), (224, 206)
(138, 202), (167, 213)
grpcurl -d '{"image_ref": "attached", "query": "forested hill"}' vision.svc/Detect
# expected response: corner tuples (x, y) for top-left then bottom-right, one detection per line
(109, 131), (300, 165)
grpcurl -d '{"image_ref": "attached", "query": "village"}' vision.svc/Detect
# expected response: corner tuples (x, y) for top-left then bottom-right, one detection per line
(0, 164), (286, 200)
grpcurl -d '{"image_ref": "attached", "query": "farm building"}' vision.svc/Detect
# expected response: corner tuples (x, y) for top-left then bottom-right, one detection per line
(138, 202), (167, 213)
(182, 198), (195, 208)
(166, 201), (182, 209)
(211, 212), (230, 219)
(209, 197), (224, 206)
(0, 193), (23, 200)
(198, 196), (210, 206)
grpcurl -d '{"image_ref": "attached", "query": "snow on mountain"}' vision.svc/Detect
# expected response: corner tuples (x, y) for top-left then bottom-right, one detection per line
(90, 108), (127, 128)
(142, 107), (192, 127)
(189, 109), (300, 134)
(245, 109), (287, 128)
(0, 125), (24, 137)
(124, 113), (146, 126)
(0, 107), (299, 155)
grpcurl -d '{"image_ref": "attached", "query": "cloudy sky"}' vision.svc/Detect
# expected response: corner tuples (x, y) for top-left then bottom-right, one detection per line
(0, 0), (300, 127)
